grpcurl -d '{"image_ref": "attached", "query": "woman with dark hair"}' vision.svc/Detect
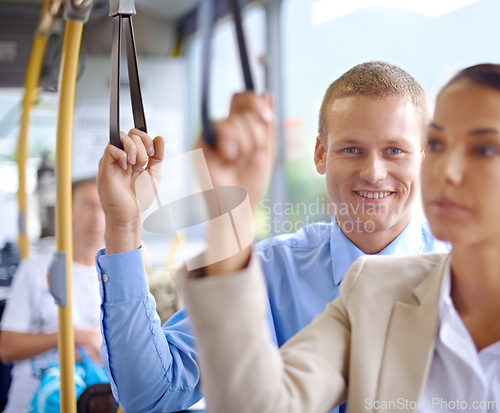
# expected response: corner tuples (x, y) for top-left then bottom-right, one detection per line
(178, 64), (500, 413)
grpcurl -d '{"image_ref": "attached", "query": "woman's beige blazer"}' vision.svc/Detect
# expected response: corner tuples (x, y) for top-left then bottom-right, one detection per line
(182, 252), (449, 413)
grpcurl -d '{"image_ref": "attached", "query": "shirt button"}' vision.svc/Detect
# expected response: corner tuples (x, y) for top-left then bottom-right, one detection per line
(102, 274), (109, 282)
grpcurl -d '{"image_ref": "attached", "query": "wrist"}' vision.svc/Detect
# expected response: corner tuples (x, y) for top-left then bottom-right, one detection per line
(104, 218), (141, 254)
(204, 214), (253, 275)
(205, 245), (252, 276)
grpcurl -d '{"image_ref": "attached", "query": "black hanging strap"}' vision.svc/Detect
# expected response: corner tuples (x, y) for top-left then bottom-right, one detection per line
(200, 0), (255, 147)
(109, 0), (147, 149)
(229, 0), (254, 91)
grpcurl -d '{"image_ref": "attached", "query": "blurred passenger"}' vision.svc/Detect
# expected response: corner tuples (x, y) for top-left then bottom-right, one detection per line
(0, 178), (105, 413)
(180, 63), (500, 412)
(96, 61), (448, 412)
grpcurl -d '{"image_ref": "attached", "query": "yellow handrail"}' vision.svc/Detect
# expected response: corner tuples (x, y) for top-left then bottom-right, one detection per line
(16, 0), (63, 259)
(55, 18), (84, 413)
(16, 34), (48, 259)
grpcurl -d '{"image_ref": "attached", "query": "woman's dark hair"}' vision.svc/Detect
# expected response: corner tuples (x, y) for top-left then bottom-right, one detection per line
(442, 63), (500, 93)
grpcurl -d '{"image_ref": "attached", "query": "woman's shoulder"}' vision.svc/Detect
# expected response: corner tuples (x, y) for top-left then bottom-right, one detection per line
(355, 252), (447, 271)
(340, 253), (448, 304)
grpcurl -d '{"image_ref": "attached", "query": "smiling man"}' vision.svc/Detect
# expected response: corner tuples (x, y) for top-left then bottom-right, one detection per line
(95, 61), (449, 413)
(315, 92), (424, 253)
(256, 62), (447, 355)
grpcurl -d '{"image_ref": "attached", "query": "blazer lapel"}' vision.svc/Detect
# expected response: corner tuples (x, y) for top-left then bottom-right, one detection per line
(375, 255), (449, 411)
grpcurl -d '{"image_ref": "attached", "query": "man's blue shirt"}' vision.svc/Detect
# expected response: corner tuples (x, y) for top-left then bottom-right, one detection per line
(96, 217), (449, 412)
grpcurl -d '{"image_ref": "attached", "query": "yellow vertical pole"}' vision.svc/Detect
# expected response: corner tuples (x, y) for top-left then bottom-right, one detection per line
(55, 18), (83, 413)
(16, 33), (49, 259)
(16, 0), (57, 259)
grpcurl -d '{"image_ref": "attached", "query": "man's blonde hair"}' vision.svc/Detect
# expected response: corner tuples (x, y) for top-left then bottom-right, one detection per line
(318, 61), (429, 145)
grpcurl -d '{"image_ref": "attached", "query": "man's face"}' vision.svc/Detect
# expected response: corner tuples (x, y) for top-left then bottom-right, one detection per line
(314, 95), (423, 236)
(72, 181), (105, 249)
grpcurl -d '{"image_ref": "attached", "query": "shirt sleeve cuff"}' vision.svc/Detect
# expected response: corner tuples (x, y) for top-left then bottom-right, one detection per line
(95, 247), (149, 302)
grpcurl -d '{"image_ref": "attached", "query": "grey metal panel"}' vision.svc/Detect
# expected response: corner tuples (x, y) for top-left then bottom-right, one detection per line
(264, 0), (287, 236)
(179, 0), (260, 38)
(0, 13), (38, 87)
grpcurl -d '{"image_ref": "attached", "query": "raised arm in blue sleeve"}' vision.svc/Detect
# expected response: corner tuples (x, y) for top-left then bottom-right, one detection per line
(96, 248), (203, 413)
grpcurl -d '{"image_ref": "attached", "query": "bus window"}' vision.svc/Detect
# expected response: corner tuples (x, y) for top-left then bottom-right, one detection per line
(282, 0), (500, 229)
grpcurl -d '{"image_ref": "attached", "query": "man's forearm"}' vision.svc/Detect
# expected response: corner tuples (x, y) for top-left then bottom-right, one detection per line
(100, 294), (204, 412)
(0, 331), (58, 363)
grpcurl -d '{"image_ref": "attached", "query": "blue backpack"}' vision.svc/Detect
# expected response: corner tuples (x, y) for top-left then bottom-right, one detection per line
(30, 348), (109, 413)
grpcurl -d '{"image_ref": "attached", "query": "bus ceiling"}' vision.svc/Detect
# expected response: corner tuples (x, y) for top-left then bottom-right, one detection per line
(0, 0), (263, 88)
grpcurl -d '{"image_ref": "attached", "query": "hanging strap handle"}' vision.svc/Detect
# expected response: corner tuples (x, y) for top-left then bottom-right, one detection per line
(200, 0), (255, 147)
(229, 0), (254, 91)
(109, 0), (147, 149)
